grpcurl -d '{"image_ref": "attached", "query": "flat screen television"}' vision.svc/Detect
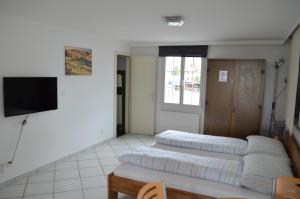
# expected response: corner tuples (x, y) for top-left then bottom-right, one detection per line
(3, 77), (57, 117)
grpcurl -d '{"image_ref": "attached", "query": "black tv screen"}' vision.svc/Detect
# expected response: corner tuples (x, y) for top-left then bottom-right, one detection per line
(3, 77), (57, 117)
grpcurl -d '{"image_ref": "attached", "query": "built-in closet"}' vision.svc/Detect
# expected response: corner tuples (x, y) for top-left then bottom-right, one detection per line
(204, 59), (265, 139)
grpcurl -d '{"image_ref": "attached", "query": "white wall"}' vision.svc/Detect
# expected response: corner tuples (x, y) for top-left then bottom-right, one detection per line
(0, 14), (129, 183)
(131, 44), (289, 134)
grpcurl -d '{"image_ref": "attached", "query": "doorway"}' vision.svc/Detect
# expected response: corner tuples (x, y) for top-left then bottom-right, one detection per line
(117, 55), (130, 137)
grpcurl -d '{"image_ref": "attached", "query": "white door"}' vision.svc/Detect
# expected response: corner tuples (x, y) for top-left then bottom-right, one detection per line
(130, 56), (156, 135)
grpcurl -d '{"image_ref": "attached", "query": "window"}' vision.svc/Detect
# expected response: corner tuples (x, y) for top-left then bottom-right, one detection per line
(163, 57), (202, 110)
(183, 57), (202, 105)
(164, 57), (181, 104)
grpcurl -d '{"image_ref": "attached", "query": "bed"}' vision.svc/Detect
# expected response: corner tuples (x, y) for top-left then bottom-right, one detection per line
(108, 131), (300, 199)
(152, 143), (242, 161)
(154, 130), (248, 156)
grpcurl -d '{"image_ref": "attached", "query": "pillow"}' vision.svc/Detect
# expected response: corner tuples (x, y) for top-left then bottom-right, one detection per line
(241, 154), (293, 194)
(245, 135), (289, 159)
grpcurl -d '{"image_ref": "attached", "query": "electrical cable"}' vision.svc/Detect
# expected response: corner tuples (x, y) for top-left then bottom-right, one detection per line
(276, 86), (287, 100)
(9, 114), (29, 164)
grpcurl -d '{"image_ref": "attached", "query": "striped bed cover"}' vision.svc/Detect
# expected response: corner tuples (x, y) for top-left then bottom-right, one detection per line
(119, 147), (242, 186)
(155, 130), (247, 155)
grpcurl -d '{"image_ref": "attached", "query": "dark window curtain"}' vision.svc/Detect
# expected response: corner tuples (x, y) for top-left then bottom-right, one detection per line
(158, 45), (208, 57)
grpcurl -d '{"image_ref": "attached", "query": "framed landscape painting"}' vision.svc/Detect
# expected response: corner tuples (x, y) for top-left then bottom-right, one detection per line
(65, 46), (92, 75)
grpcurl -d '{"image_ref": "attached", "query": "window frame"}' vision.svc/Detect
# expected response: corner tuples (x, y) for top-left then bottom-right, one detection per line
(160, 57), (207, 114)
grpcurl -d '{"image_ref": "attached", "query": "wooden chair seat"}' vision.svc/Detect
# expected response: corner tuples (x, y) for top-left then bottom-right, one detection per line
(274, 176), (300, 199)
(137, 181), (167, 199)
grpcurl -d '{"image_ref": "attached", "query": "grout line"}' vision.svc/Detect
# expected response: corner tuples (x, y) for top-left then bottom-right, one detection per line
(0, 137), (113, 189)
(26, 188), (83, 197)
(53, 163), (56, 199)
(134, 134), (154, 146)
(132, 133), (146, 144)
(1, 134), (153, 199)
(75, 152), (85, 199)
(21, 175), (30, 199)
(92, 147), (106, 176)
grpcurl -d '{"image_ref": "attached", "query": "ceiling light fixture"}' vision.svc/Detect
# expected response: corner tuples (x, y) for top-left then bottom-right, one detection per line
(164, 16), (184, 27)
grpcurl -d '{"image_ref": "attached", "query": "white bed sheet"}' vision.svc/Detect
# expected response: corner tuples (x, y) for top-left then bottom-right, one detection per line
(113, 164), (270, 199)
(152, 143), (242, 161)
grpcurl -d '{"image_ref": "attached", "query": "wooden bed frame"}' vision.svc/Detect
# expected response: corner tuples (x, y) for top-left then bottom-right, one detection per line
(108, 131), (300, 199)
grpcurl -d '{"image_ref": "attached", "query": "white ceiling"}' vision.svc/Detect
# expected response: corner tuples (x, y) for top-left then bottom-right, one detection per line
(1, 0), (300, 45)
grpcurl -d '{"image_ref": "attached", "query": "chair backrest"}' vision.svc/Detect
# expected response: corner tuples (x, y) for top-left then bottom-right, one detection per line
(274, 176), (300, 199)
(137, 181), (167, 199)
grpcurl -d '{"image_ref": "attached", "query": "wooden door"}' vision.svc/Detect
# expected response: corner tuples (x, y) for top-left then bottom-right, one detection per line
(130, 56), (156, 135)
(204, 60), (235, 137)
(231, 61), (264, 138)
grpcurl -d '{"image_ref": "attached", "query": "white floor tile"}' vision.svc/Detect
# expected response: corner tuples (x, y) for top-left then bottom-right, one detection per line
(15, 176), (29, 185)
(0, 134), (154, 199)
(143, 141), (155, 146)
(114, 150), (133, 157)
(37, 165), (55, 173)
(54, 179), (81, 193)
(102, 165), (119, 175)
(83, 187), (107, 199)
(25, 182), (53, 196)
(96, 151), (116, 158)
(81, 176), (107, 189)
(111, 145), (130, 150)
(55, 161), (78, 171)
(78, 160), (99, 169)
(77, 153), (97, 161)
(61, 155), (77, 162)
(94, 143), (110, 148)
(79, 148), (95, 154)
(79, 167), (103, 178)
(128, 143), (145, 149)
(135, 134), (153, 139)
(109, 139), (126, 145)
(99, 157), (120, 166)
(55, 169), (80, 181)
(94, 146), (112, 152)
(24, 193), (53, 199)
(0, 184), (26, 198)
(29, 172), (54, 183)
(122, 139), (141, 144)
(54, 190), (83, 199)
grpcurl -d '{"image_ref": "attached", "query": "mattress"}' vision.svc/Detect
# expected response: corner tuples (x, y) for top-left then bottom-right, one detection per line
(113, 164), (270, 199)
(155, 130), (247, 155)
(152, 143), (242, 161)
(119, 146), (242, 186)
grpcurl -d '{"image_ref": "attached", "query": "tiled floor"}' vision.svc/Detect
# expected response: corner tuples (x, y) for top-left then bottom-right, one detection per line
(0, 134), (155, 199)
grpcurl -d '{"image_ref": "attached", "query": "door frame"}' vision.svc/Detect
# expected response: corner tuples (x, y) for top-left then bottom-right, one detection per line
(114, 51), (131, 138)
(199, 59), (208, 133)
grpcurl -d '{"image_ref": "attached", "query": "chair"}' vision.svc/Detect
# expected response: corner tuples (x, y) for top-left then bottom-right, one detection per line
(274, 176), (300, 199)
(137, 181), (167, 199)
